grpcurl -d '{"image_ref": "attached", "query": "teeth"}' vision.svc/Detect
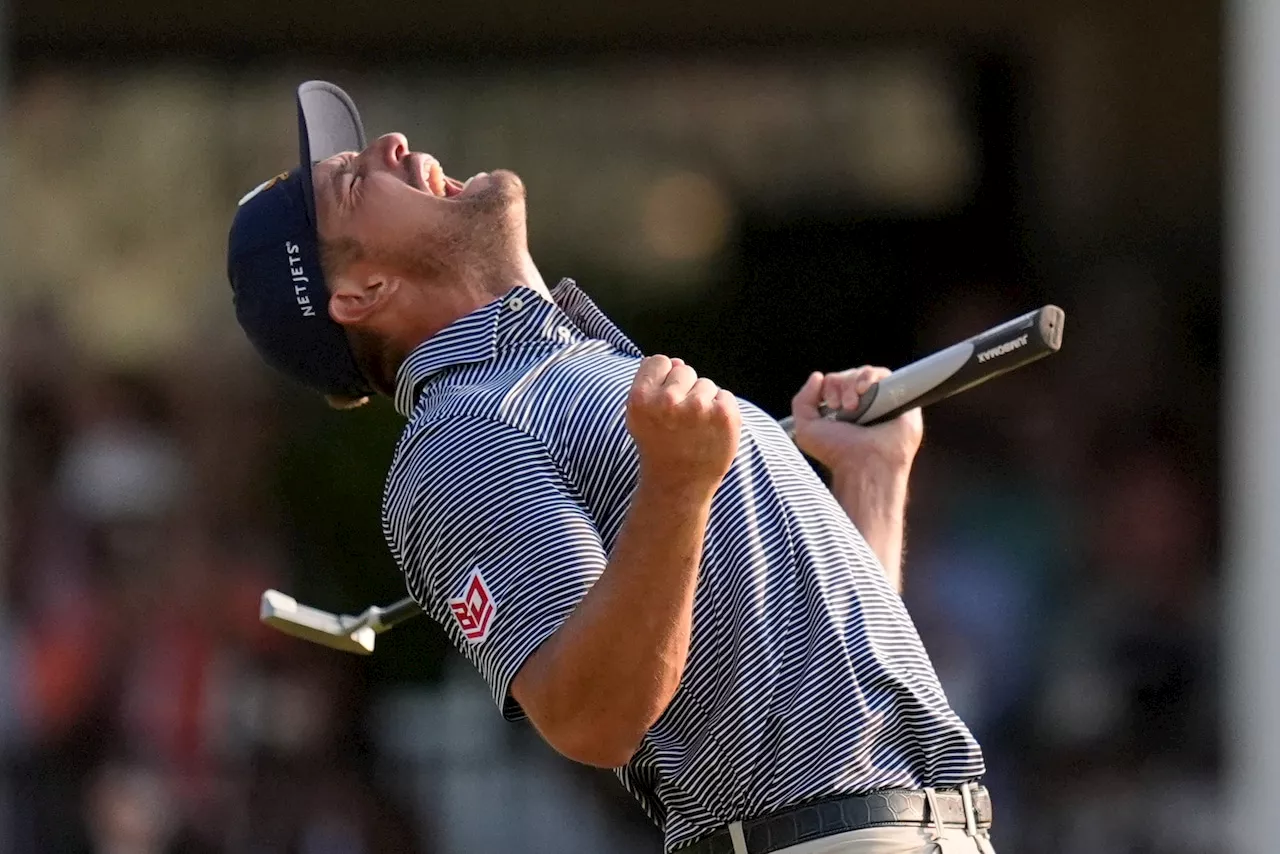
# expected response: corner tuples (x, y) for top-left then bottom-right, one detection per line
(429, 162), (445, 197)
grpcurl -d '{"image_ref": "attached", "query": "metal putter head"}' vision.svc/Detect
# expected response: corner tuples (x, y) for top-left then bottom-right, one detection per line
(259, 590), (377, 654)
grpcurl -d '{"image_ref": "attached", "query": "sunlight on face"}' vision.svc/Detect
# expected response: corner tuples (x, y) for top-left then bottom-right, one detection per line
(311, 133), (523, 287)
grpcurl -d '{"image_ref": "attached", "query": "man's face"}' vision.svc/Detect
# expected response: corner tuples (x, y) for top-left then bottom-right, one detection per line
(311, 132), (525, 283)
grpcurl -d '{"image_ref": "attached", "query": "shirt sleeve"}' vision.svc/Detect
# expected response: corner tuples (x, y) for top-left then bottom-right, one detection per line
(382, 415), (609, 720)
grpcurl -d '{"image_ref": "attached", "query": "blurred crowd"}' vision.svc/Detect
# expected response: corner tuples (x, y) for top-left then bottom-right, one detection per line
(1, 301), (427, 854)
(0, 262), (1220, 854)
(901, 274), (1220, 853)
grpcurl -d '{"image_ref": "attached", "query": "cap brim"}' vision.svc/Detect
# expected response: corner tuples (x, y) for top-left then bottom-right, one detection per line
(296, 81), (367, 225)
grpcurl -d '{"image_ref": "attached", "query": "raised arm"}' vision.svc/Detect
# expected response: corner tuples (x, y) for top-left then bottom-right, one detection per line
(512, 356), (740, 768)
(789, 366), (924, 592)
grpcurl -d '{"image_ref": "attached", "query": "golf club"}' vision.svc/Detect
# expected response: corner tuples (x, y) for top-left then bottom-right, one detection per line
(260, 590), (424, 654)
(261, 303), (1065, 654)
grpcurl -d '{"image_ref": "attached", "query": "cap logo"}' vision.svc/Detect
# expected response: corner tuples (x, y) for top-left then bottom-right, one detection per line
(284, 241), (318, 317)
(238, 171), (290, 207)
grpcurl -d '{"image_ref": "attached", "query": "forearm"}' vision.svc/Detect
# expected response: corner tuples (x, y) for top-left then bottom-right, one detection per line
(831, 459), (911, 592)
(514, 475), (713, 767)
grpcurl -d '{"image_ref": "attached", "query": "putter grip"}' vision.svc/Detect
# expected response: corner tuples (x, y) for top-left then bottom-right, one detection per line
(779, 304), (1064, 436)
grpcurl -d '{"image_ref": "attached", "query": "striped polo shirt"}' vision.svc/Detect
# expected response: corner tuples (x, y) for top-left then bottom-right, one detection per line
(381, 279), (985, 852)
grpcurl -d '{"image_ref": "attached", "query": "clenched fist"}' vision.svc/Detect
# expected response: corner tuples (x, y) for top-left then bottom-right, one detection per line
(626, 356), (741, 494)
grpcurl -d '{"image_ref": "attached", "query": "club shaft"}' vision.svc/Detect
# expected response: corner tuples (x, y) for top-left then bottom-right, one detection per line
(375, 596), (428, 630)
(273, 304), (1065, 645)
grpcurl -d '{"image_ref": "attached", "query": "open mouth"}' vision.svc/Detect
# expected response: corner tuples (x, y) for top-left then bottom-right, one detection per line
(410, 152), (476, 199)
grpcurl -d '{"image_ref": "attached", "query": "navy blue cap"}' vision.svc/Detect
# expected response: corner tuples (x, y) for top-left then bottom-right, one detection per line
(226, 81), (372, 399)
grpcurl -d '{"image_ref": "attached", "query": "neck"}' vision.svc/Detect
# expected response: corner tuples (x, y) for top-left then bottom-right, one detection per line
(507, 252), (550, 300)
(368, 253), (549, 396)
(472, 249), (548, 301)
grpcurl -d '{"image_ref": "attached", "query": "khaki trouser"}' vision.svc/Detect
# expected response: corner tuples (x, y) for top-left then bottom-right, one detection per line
(773, 825), (997, 854)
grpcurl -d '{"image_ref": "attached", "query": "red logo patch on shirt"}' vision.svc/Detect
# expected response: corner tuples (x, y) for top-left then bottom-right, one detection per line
(449, 570), (496, 643)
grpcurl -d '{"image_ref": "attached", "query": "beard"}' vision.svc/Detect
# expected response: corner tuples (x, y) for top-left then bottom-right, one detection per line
(384, 170), (527, 288)
(334, 171), (533, 400)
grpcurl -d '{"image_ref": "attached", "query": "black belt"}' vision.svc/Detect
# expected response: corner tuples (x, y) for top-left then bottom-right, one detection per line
(675, 786), (993, 854)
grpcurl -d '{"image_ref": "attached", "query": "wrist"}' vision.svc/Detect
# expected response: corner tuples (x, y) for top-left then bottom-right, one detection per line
(636, 466), (722, 507)
(831, 454), (912, 502)
(830, 459), (910, 590)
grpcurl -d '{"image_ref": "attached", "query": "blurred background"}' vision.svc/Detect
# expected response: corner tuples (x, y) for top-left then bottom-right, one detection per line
(0, 0), (1241, 852)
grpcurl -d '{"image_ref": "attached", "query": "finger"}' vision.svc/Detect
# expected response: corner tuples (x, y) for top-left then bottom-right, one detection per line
(686, 376), (720, 408)
(632, 355), (673, 392)
(713, 389), (741, 423)
(854, 366), (891, 395)
(844, 366), (890, 411)
(820, 368), (866, 412)
(661, 363), (699, 398)
(791, 372), (824, 421)
(822, 366), (890, 412)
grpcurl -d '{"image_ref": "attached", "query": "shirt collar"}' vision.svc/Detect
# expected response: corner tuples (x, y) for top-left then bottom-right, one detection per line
(392, 278), (642, 417)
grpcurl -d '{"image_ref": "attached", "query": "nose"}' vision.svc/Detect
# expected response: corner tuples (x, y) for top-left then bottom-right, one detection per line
(371, 133), (408, 168)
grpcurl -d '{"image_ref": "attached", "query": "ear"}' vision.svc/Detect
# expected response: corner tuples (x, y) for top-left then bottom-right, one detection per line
(328, 270), (401, 326)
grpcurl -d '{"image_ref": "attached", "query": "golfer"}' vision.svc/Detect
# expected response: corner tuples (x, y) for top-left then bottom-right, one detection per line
(227, 81), (995, 854)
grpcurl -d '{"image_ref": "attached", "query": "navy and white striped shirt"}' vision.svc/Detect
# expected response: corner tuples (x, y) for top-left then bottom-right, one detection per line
(381, 279), (985, 852)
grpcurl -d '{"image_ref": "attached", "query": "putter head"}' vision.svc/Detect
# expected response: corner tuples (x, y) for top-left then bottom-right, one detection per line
(260, 590), (377, 655)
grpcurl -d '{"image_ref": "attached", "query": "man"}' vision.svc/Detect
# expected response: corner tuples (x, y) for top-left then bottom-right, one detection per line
(227, 81), (995, 854)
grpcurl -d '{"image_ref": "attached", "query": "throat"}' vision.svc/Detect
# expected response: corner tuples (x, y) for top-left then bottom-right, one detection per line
(493, 253), (548, 300)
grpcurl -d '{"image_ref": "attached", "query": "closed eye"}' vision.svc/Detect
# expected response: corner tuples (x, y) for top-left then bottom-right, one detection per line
(333, 155), (361, 208)
(347, 165), (366, 208)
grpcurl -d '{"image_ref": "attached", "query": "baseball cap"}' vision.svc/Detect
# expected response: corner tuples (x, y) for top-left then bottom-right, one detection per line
(226, 81), (373, 400)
